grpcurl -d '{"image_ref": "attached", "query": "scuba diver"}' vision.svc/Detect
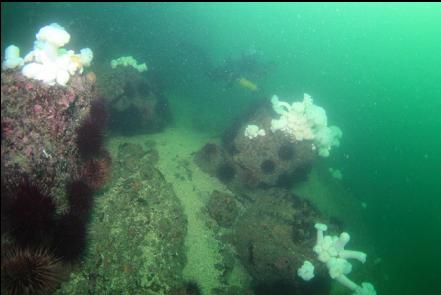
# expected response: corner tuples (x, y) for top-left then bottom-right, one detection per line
(207, 47), (276, 94)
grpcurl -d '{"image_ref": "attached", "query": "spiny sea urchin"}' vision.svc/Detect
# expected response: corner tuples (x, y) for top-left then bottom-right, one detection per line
(75, 115), (105, 160)
(89, 98), (109, 131)
(5, 182), (56, 247)
(1, 246), (63, 295)
(66, 180), (94, 221)
(52, 213), (87, 262)
(80, 152), (111, 190)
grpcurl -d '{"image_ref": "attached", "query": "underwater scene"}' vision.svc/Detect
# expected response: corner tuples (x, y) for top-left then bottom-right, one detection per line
(1, 3), (440, 295)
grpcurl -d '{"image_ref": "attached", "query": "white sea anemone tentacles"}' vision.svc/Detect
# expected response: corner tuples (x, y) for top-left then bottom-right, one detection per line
(270, 94), (342, 157)
(2, 23), (94, 86)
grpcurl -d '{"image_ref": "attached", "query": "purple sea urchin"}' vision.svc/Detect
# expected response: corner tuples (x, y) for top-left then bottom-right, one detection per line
(66, 180), (94, 221)
(80, 152), (111, 190)
(52, 213), (87, 262)
(1, 246), (63, 295)
(5, 182), (56, 247)
(76, 116), (105, 160)
(89, 98), (109, 131)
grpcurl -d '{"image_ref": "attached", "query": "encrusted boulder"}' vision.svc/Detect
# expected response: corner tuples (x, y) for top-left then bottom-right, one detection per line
(56, 140), (187, 294)
(97, 66), (171, 135)
(1, 69), (97, 206)
(206, 190), (238, 228)
(231, 189), (331, 294)
(194, 101), (315, 192)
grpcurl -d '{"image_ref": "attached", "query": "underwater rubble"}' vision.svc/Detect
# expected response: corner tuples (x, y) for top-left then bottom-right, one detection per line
(56, 141), (187, 294)
(195, 100), (315, 193)
(200, 183), (337, 294)
(193, 98), (360, 294)
(1, 70), (98, 205)
(0, 17), (378, 295)
(1, 66), (112, 294)
(230, 189), (332, 294)
(97, 66), (171, 135)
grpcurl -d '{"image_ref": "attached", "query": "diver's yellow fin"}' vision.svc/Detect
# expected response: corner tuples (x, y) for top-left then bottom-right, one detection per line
(236, 77), (259, 92)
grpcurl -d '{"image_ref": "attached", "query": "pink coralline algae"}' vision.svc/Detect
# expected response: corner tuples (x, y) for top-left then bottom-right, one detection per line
(25, 82), (34, 91)
(1, 69), (97, 205)
(34, 104), (43, 113)
(57, 96), (71, 109)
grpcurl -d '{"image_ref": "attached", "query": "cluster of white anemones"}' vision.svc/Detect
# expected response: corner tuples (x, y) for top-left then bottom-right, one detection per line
(270, 93), (342, 157)
(297, 223), (377, 295)
(2, 23), (93, 86)
(110, 56), (148, 73)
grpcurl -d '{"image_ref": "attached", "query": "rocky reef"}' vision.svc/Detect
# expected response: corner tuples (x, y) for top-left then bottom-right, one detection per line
(195, 100), (314, 192)
(230, 189), (331, 294)
(96, 66), (171, 135)
(56, 140), (187, 294)
(1, 69), (98, 207)
(194, 97), (347, 294)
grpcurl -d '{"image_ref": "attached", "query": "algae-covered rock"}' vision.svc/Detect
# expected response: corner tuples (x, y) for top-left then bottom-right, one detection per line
(206, 190), (238, 228)
(1, 69), (97, 206)
(96, 66), (171, 135)
(194, 102), (315, 193)
(57, 141), (187, 295)
(231, 189), (330, 294)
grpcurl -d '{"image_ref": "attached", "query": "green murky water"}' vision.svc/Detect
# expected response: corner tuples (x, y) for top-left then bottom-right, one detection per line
(2, 3), (441, 294)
